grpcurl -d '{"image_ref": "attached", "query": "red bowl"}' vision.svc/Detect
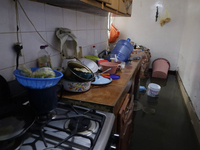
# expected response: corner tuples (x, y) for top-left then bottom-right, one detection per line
(100, 62), (118, 74)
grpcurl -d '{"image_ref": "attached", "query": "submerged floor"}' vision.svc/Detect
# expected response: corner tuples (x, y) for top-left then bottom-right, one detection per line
(130, 73), (200, 150)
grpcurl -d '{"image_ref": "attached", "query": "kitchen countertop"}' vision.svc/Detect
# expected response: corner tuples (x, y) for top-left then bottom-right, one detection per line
(60, 54), (142, 113)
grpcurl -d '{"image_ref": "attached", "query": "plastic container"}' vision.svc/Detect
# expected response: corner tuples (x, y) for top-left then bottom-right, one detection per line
(13, 68), (63, 89)
(38, 45), (52, 68)
(100, 62), (118, 74)
(93, 46), (98, 56)
(108, 38), (133, 62)
(152, 58), (170, 79)
(146, 83), (161, 97)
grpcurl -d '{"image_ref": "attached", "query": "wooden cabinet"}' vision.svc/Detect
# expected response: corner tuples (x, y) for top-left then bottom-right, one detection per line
(106, 0), (132, 14)
(118, 94), (134, 150)
(31, 0), (131, 16)
(96, 0), (111, 4)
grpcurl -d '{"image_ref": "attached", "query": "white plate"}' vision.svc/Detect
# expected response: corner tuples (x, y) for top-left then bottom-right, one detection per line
(79, 58), (99, 73)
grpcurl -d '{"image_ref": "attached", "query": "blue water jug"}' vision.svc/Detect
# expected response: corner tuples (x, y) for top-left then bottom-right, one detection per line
(107, 38), (133, 62)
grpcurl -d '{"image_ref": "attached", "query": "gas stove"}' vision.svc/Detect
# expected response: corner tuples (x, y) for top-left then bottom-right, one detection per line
(18, 102), (115, 150)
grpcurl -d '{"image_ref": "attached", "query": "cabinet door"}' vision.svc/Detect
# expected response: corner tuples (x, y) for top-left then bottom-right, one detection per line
(119, 0), (132, 14)
(118, 94), (134, 150)
(106, 0), (118, 10)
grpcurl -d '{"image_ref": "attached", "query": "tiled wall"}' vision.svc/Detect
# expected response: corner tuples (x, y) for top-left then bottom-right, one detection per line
(0, 0), (108, 81)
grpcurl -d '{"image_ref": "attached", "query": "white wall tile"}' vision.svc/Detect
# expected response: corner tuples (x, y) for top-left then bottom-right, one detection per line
(100, 16), (108, 30)
(0, 33), (24, 69)
(94, 15), (101, 30)
(21, 32), (47, 63)
(100, 30), (108, 42)
(87, 30), (95, 46)
(46, 32), (61, 55)
(86, 13), (95, 30)
(81, 47), (90, 57)
(25, 61), (37, 68)
(45, 5), (64, 31)
(0, 0), (16, 33)
(50, 54), (61, 69)
(18, 0), (45, 32)
(94, 30), (101, 44)
(77, 11), (87, 30)
(77, 30), (87, 47)
(63, 9), (77, 30)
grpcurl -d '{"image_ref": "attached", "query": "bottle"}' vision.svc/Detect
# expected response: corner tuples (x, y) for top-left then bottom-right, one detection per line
(93, 46), (98, 56)
(38, 45), (52, 68)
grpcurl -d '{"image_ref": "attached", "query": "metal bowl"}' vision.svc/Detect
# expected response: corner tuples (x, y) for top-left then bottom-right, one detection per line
(64, 61), (94, 82)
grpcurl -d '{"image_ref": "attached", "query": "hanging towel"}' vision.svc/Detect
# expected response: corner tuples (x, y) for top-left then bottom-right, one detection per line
(56, 28), (79, 59)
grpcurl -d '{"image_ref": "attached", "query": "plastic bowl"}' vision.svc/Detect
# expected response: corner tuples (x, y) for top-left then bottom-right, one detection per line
(13, 68), (63, 89)
(100, 62), (118, 74)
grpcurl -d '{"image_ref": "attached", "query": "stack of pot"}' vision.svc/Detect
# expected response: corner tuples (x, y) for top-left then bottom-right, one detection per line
(62, 61), (94, 92)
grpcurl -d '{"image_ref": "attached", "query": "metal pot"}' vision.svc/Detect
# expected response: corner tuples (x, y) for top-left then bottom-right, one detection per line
(64, 61), (94, 82)
(28, 84), (63, 115)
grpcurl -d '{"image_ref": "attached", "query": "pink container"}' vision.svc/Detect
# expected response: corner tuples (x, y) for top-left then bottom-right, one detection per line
(152, 58), (170, 79)
(100, 62), (118, 74)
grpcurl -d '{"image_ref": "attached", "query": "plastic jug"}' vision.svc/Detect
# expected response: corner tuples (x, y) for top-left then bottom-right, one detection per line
(107, 38), (133, 62)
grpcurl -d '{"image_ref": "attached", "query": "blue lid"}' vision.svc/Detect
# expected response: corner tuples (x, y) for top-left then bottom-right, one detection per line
(109, 74), (120, 79)
(127, 38), (131, 42)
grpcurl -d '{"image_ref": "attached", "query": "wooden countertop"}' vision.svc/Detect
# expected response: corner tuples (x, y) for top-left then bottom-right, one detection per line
(61, 57), (142, 109)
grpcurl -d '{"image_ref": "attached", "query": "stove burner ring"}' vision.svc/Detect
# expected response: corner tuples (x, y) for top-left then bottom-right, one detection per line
(67, 117), (91, 132)
(36, 110), (57, 124)
(65, 119), (99, 136)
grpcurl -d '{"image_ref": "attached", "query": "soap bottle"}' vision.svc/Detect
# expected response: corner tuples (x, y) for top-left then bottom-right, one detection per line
(93, 46), (98, 56)
(38, 45), (52, 68)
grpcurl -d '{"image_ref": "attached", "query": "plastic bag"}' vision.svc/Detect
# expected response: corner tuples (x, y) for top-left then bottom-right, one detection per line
(109, 24), (120, 43)
(33, 67), (55, 78)
(159, 9), (171, 27)
(18, 65), (55, 78)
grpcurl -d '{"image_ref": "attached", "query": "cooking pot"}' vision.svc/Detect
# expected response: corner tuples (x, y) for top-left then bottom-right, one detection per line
(62, 78), (91, 92)
(28, 84), (63, 115)
(64, 61), (94, 82)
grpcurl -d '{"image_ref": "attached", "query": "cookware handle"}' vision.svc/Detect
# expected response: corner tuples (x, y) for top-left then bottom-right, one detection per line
(57, 83), (64, 102)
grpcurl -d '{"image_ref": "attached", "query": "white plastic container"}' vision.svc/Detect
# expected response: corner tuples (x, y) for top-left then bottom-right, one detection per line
(147, 83), (161, 97)
(93, 46), (98, 56)
(38, 45), (52, 68)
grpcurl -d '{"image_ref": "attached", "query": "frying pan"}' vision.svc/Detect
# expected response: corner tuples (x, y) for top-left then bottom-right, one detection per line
(0, 75), (36, 142)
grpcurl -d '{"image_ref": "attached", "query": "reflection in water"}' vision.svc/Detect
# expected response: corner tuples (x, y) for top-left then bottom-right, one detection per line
(136, 73), (168, 115)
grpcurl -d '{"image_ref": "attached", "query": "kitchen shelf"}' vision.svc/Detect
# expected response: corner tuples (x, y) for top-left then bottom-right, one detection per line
(30, 0), (131, 16)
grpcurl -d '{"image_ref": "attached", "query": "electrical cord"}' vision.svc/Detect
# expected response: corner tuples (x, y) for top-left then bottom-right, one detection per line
(16, 0), (60, 52)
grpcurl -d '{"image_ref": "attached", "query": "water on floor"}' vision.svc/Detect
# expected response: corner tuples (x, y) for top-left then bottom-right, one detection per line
(130, 73), (200, 150)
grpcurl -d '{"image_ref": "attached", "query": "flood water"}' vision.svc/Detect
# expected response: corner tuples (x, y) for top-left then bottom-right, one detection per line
(130, 73), (200, 150)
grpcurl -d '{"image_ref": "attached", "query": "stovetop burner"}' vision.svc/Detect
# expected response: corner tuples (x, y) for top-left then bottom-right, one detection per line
(68, 117), (91, 132)
(15, 102), (115, 150)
